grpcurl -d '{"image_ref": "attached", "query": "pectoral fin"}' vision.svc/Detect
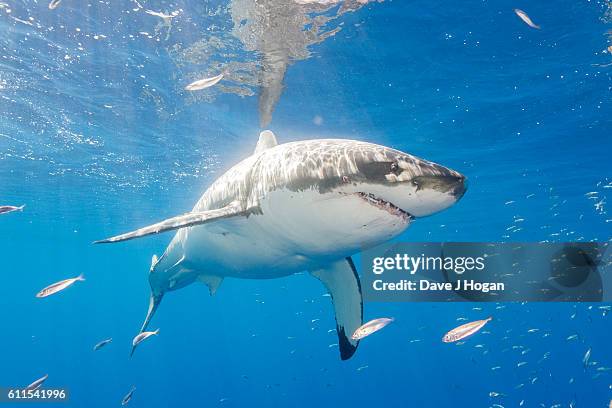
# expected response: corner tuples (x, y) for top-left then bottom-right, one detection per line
(95, 201), (248, 244)
(311, 257), (363, 360)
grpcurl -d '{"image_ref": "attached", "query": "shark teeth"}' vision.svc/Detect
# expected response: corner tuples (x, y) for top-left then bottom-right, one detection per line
(355, 192), (413, 221)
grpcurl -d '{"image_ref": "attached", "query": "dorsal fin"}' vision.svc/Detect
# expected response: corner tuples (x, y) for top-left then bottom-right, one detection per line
(254, 130), (278, 154)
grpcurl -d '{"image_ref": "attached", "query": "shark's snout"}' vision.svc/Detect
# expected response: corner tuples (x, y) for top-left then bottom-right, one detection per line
(394, 167), (467, 218)
(413, 174), (467, 200)
(454, 175), (468, 200)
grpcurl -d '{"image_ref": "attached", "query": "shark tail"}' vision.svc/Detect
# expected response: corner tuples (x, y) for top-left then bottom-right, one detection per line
(130, 291), (163, 357)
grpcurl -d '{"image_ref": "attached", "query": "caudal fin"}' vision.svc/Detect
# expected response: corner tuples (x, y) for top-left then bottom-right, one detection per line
(130, 292), (163, 357)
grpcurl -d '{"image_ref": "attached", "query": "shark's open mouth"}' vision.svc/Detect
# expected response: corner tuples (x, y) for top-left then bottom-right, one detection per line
(356, 192), (413, 221)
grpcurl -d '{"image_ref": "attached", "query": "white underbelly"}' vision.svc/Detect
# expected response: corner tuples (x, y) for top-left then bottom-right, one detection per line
(178, 189), (410, 278)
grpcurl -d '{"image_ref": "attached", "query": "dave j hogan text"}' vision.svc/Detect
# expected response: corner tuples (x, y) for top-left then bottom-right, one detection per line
(372, 279), (505, 293)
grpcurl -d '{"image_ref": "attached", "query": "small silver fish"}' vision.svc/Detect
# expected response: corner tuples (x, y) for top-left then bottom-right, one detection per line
(48, 0), (61, 10)
(566, 334), (578, 341)
(93, 338), (112, 351)
(144, 9), (179, 20)
(36, 274), (84, 298)
(184, 73), (224, 91)
(132, 329), (159, 347)
(0, 204), (25, 215)
(351, 317), (394, 340)
(514, 9), (540, 29)
(442, 317), (492, 343)
(583, 347), (592, 369)
(121, 386), (136, 406)
(25, 374), (48, 391)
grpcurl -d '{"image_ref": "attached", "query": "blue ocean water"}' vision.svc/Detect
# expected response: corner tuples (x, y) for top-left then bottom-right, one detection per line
(1, 0), (611, 406)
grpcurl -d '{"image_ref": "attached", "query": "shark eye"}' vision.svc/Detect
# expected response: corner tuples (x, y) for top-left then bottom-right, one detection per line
(342, 175), (350, 183)
(390, 162), (400, 174)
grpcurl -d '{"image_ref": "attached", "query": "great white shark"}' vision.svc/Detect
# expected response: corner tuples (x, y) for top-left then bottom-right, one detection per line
(95, 131), (467, 359)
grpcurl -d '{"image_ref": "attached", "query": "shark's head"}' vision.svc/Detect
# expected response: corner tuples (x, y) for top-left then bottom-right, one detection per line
(328, 142), (467, 219)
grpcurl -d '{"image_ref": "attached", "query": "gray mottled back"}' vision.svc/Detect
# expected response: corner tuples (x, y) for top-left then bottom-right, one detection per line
(193, 139), (456, 211)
